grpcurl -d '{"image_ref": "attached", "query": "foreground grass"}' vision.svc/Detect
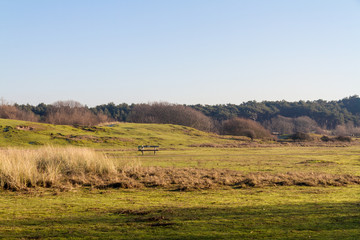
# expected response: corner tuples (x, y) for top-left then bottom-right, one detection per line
(1, 186), (359, 239)
(1, 147), (359, 191)
(0, 146), (123, 190)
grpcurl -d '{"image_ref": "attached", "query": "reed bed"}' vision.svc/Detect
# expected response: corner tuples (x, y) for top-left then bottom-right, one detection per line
(1, 146), (360, 191)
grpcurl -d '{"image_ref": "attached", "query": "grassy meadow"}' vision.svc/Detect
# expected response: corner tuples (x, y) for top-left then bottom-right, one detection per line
(2, 186), (360, 239)
(0, 118), (249, 148)
(0, 119), (360, 239)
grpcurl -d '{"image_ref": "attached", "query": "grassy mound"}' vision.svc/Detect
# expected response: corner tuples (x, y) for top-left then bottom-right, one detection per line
(0, 118), (252, 148)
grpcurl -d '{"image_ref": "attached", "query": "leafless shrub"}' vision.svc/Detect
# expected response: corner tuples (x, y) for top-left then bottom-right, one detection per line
(263, 115), (294, 135)
(222, 118), (272, 140)
(45, 100), (111, 126)
(334, 122), (360, 137)
(128, 102), (213, 132)
(291, 132), (312, 142)
(264, 115), (322, 135)
(294, 116), (322, 133)
(0, 99), (39, 122)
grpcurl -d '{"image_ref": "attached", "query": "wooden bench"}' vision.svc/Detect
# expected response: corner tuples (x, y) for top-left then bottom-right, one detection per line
(138, 145), (159, 155)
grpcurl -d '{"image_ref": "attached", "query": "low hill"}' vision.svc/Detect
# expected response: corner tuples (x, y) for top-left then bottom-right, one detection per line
(0, 119), (250, 148)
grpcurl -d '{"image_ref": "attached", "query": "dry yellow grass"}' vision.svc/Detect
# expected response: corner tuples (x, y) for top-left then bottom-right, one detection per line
(110, 167), (360, 190)
(1, 146), (360, 191)
(0, 146), (119, 190)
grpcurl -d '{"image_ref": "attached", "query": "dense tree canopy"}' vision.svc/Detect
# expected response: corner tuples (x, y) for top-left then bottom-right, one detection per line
(190, 95), (360, 129)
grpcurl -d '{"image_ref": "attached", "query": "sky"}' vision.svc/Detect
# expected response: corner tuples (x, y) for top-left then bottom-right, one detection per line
(1, 0), (360, 106)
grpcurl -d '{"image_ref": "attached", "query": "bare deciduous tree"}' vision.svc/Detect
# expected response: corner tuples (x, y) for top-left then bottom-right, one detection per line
(293, 116), (321, 133)
(128, 102), (214, 132)
(45, 100), (111, 126)
(334, 122), (360, 136)
(0, 99), (39, 122)
(222, 118), (272, 139)
(264, 115), (322, 134)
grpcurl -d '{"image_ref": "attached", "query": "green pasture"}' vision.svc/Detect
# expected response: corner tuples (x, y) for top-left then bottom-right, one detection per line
(111, 146), (360, 176)
(1, 145), (360, 239)
(1, 119), (360, 239)
(1, 186), (359, 239)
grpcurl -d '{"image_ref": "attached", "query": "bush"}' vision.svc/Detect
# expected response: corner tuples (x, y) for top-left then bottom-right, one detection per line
(320, 136), (333, 142)
(335, 136), (352, 142)
(291, 132), (312, 142)
(222, 118), (272, 140)
(320, 135), (352, 142)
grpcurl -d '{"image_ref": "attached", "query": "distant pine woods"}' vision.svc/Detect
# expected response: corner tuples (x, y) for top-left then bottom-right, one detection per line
(1, 95), (360, 137)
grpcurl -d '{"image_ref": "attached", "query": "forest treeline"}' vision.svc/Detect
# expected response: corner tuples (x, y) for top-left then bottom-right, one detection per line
(190, 95), (360, 128)
(1, 95), (360, 137)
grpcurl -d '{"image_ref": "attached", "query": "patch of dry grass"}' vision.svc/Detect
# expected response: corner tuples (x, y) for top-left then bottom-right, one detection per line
(107, 167), (360, 191)
(1, 147), (359, 191)
(0, 146), (119, 190)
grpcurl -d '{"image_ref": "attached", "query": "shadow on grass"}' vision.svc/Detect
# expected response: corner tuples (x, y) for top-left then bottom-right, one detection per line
(1, 202), (359, 239)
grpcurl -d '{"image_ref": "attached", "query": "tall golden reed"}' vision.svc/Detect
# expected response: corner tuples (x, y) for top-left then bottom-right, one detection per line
(0, 146), (119, 190)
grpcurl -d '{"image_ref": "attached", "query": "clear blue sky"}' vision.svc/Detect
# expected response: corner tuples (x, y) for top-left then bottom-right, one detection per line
(1, 0), (360, 106)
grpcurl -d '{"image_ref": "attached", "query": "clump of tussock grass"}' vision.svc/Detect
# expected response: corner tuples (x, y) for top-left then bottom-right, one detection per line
(0, 146), (120, 190)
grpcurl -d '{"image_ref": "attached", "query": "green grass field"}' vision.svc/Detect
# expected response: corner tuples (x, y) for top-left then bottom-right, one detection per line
(1, 186), (360, 239)
(0, 119), (360, 239)
(0, 118), (251, 148)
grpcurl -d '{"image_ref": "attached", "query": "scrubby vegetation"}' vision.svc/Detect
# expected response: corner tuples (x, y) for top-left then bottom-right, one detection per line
(264, 115), (323, 135)
(128, 102), (214, 132)
(290, 132), (313, 142)
(222, 118), (272, 140)
(44, 100), (110, 126)
(321, 135), (352, 142)
(0, 100), (39, 122)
